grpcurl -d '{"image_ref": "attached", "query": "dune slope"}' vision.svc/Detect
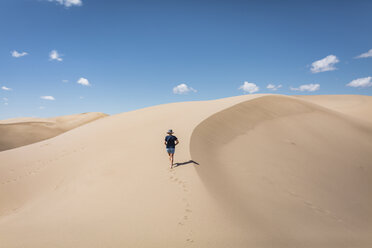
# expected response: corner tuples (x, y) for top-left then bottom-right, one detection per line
(0, 94), (371, 248)
(190, 95), (372, 247)
(0, 112), (108, 152)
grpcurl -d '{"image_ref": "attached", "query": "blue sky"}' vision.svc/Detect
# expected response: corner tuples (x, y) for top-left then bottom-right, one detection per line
(1, 0), (371, 119)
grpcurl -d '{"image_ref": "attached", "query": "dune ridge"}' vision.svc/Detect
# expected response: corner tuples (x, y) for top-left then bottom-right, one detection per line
(0, 112), (108, 152)
(0, 94), (371, 247)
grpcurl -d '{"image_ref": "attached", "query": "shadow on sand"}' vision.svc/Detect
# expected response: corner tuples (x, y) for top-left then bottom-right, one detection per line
(173, 160), (200, 168)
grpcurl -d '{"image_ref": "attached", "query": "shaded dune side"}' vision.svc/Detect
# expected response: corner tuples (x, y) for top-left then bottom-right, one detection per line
(190, 95), (372, 248)
(0, 112), (108, 152)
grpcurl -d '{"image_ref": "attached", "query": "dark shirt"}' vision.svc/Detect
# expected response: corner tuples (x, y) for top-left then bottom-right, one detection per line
(165, 135), (178, 148)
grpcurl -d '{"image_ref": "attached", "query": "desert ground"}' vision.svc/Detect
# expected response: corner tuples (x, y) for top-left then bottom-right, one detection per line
(0, 94), (371, 247)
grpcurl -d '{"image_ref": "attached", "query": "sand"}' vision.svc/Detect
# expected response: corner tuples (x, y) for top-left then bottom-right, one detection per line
(0, 94), (371, 247)
(0, 112), (108, 152)
(296, 95), (372, 123)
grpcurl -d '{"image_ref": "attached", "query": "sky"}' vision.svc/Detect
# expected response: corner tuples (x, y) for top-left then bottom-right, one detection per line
(1, 0), (371, 119)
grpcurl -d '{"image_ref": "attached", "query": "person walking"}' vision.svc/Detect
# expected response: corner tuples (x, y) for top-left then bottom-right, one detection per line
(164, 129), (179, 168)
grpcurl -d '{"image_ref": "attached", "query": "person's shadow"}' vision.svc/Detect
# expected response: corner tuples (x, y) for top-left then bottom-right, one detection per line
(173, 160), (199, 168)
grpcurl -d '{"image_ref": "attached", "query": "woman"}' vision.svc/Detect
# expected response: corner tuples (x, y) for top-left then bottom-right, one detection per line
(164, 129), (179, 169)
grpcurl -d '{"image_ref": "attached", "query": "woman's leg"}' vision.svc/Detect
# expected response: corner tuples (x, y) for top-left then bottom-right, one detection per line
(170, 153), (174, 167)
(167, 152), (172, 168)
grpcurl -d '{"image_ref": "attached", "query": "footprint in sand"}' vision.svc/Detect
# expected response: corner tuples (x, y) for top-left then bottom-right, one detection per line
(284, 139), (296, 146)
(286, 190), (299, 198)
(168, 168), (194, 243)
(186, 238), (194, 243)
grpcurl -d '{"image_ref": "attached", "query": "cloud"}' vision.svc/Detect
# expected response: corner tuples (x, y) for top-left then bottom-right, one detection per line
(266, 84), (282, 91)
(310, 55), (339, 73)
(11, 50), (28, 58)
(355, 49), (372, 59)
(49, 0), (82, 7)
(173, 83), (197, 94)
(3, 98), (8, 101)
(40, 96), (55, 100)
(239, 81), (259, 94)
(77, 77), (91, 86)
(1, 86), (12, 91)
(39, 106), (45, 110)
(290, 84), (320, 92)
(62, 79), (69, 83)
(346, 77), (372, 88)
(49, 50), (63, 61)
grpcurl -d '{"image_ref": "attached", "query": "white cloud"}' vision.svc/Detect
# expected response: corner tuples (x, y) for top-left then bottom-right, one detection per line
(1, 86), (12, 91)
(39, 106), (45, 110)
(62, 79), (69, 83)
(49, 50), (63, 61)
(4, 102), (8, 106)
(266, 84), (282, 91)
(3, 98), (8, 101)
(310, 55), (339, 73)
(173, 83), (197, 94)
(239, 81), (259, 94)
(290, 84), (320, 92)
(346, 77), (372, 88)
(355, 49), (372, 59)
(77, 77), (91, 86)
(49, 0), (82, 7)
(40, 96), (55, 100)
(11, 50), (28, 58)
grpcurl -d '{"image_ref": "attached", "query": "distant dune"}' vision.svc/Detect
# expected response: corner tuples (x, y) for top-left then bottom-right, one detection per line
(296, 95), (372, 123)
(0, 112), (108, 152)
(0, 95), (371, 248)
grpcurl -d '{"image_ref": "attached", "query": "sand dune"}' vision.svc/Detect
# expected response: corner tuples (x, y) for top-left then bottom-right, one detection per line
(0, 112), (108, 152)
(191, 95), (372, 247)
(296, 95), (372, 123)
(0, 94), (371, 247)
